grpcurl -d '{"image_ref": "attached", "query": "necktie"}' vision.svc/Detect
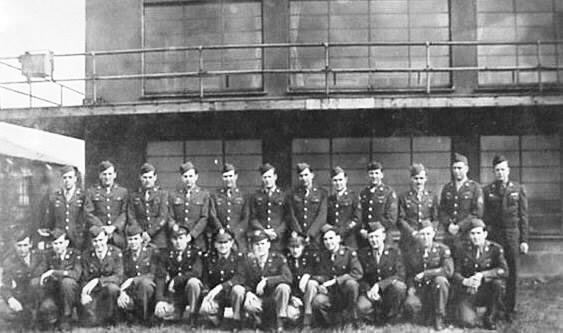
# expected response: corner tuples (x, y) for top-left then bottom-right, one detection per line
(145, 190), (150, 201)
(24, 256), (30, 267)
(227, 189), (232, 198)
(65, 190), (71, 201)
(186, 189), (192, 201)
(375, 250), (381, 264)
(423, 248), (429, 259)
(476, 247), (481, 259)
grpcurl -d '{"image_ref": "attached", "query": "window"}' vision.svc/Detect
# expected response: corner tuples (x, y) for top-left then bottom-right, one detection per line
(289, 0), (451, 90)
(477, 0), (563, 86)
(143, 0), (263, 95)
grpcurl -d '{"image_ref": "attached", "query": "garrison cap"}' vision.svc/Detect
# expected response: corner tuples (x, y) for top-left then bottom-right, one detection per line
(452, 153), (468, 165)
(50, 228), (67, 241)
(248, 230), (269, 243)
(171, 224), (189, 238)
(320, 224), (338, 236)
(492, 154), (508, 167)
(89, 225), (105, 238)
(98, 160), (115, 173)
(15, 228), (31, 242)
(409, 163), (426, 177)
(179, 161), (196, 174)
(125, 224), (143, 237)
(330, 166), (346, 178)
(419, 219), (434, 231)
(140, 162), (156, 175)
(258, 163), (275, 175)
(60, 165), (78, 175)
(296, 162), (312, 173)
(367, 221), (385, 233)
(288, 232), (306, 247)
(367, 161), (383, 171)
(214, 228), (233, 242)
(469, 218), (486, 231)
(222, 163), (236, 174)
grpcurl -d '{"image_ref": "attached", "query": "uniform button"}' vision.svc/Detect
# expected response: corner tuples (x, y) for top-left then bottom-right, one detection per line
(184, 218), (188, 222)
(335, 212), (339, 216)
(227, 217), (231, 221)
(454, 196), (458, 200)
(268, 217), (271, 221)
(227, 209), (231, 213)
(335, 218), (339, 223)
(108, 221), (112, 224)
(65, 226), (69, 230)
(185, 210), (189, 213)
(304, 215), (308, 219)
(369, 207), (373, 211)
(369, 200), (373, 204)
(268, 209), (271, 214)
(106, 198), (110, 202)
(137, 272), (141, 276)
(65, 218), (69, 223)
(368, 214), (372, 219)
(106, 206), (111, 210)
(335, 204), (339, 208)
(267, 225), (271, 228)
(268, 202), (271, 206)
(454, 203), (458, 207)
(304, 207), (308, 212)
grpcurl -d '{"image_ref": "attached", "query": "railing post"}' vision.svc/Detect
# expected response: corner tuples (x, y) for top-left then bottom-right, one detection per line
(91, 52), (97, 103)
(536, 40), (543, 92)
(198, 46), (204, 99)
(425, 41), (431, 94)
(324, 42), (330, 96)
(60, 84), (63, 106)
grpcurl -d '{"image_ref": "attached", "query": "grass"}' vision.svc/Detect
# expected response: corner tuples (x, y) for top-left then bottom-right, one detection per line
(2, 277), (563, 332)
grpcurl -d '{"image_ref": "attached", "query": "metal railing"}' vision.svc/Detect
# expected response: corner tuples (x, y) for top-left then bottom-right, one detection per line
(0, 40), (562, 108)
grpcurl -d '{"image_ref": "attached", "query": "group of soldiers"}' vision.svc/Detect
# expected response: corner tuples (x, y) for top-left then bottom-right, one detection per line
(0, 152), (529, 332)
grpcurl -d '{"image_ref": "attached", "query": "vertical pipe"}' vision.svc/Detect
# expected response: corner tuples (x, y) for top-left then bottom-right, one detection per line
(91, 52), (97, 103)
(426, 41), (431, 94)
(199, 46), (204, 99)
(536, 40), (543, 92)
(324, 42), (330, 96)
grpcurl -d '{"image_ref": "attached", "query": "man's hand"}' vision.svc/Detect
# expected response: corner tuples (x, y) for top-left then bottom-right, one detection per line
(414, 272), (425, 282)
(322, 279), (336, 288)
(264, 229), (277, 240)
(448, 223), (460, 235)
(103, 225), (116, 235)
(142, 232), (151, 244)
(290, 296), (303, 308)
(367, 284), (380, 302)
(360, 229), (368, 239)
(206, 285), (222, 301)
(37, 228), (51, 237)
(7, 297), (22, 312)
(407, 287), (416, 297)
(186, 234), (193, 244)
(154, 301), (169, 317)
(168, 279), (176, 293)
(117, 291), (131, 309)
(299, 274), (311, 293)
(520, 242), (529, 254)
(121, 277), (134, 292)
(82, 278), (99, 295)
(40, 269), (55, 286)
(256, 278), (267, 296)
(81, 293), (93, 305)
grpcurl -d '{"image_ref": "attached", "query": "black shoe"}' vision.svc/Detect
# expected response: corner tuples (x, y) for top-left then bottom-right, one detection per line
(483, 316), (497, 330)
(434, 315), (445, 331)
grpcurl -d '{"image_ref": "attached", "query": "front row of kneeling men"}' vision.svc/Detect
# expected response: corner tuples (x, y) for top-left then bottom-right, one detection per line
(2, 216), (507, 332)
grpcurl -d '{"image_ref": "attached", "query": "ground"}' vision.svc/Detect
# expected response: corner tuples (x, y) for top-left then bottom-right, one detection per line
(1, 277), (562, 332)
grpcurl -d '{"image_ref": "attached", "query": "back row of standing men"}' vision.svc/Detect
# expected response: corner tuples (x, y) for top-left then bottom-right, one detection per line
(2, 153), (528, 331)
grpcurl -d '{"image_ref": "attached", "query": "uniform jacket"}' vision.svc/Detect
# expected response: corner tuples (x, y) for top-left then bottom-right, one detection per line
(288, 186), (328, 242)
(84, 183), (128, 232)
(210, 188), (249, 250)
(359, 184), (398, 231)
(168, 185), (210, 249)
(453, 240), (508, 284)
(46, 188), (86, 248)
(248, 187), (289, 241)
(123, 245), (158, 280)
(327, 190), (362, 248)
(0, 250), (46, 302)
(127, 187), (169, 248)
(44, 247), (82, 281)
(312, 246), (363, 286)
(155, 245), (203, 301)
(81, 245), (124, 286)
(397, 189), (439, 238)
(438, 179), (484, 233)
(286, 248), (321, 295)
(358, 244), (405, 292)
(404, 241), (453, 288)
(232, 251), (292, 293)
(202, 250), (244, 292)
(483, 181), (529, 243)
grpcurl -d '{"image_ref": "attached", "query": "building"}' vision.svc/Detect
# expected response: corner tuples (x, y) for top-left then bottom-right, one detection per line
(0, 0), (562, 274)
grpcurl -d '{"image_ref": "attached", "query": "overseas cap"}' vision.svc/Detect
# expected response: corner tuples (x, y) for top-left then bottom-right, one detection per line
(249, 230), (269, 243)
(288, 232), (306, 247)
(330, 166), (345, 178)
(258, 163), (275, 175)
(419, 219), (434, 231)
(89, 225), (105, 238)
(367, 221), (385, 233)
(367, 161), (383, 171)
(60, 165), (77, 175)
(140, 163), (156, 174)
(98, 160), (115, 173)
(214, 228), (233, 242)
(452, 153), (468, 165)
(179, 161), (196, 174)
(222, 163), (236, 173)
(469, 218), (486, 231)
(296, 162), (312, 173)
(492, 155), (508, 167)
(171, 224), (189, 238)
(320, 224), (338, 236)
(125, 224), (143, 237)
(409, 163), (426, 177)
(50, 228), (67, 241)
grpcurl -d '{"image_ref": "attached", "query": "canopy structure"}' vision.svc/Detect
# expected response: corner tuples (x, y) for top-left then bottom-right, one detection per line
(0, 122), (85, 175)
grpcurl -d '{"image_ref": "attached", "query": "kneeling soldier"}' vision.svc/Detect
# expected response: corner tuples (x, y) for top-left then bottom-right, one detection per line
(403, 220), (453, 331)
(199, 228), (244, 330)
(454, 218), (508, 330)
(231, 230), (293, 332)
(117, 224), (158, 325)
(311, 224), (363, 327)
(80, 225), (124, 326)
(357, 222), (406, 325)
(0, 230), (46, 330)
(39, 228), (82, 330)
(154, 225), (203, 326)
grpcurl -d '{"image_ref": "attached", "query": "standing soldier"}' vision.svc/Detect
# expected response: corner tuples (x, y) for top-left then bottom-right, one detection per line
(288, 163), (328, 249)
(327, 166), (362, 249)
(209, 163), (249, 251)
(79, 226), (124, 326)
(127, 163), (169, 249)
(45, 165), (86, 250)
(311, 224), (363, 327)
(84, 160), (128, 249)
(439, 153), (484, 255)
(483, 155), (528, 322)
(231, 230), (293, 333)
(403, 220), (453, 331)
(199, 228), (244, 330)
(397, 163), (439, 258)
(248, 163), (290, 251)
(154, 225), (203, 326)
(357, 222), (406, 325)
(454, 219), (508, 330)
(39, 228), (82, 331)
(0, 230), (46, 330)
(358, 162), (397, 248)
(117, 224), (158, 325)
(168, 161), (210, 251)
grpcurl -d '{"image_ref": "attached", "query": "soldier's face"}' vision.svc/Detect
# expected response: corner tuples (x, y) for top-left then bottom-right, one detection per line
(127, 234), (143, 252)
(62, 170), (77, 190)
(493, 161), (510, 183)
(252, 239), (270, 257)
(222, 170), (238, 189)
(15, 237), (31, 257)
(140, 171), (157, 189)
(214, 239), (233, 256)
(52, 235), (69, 255)
(261, 169), (277, 189)
(368, 230), (386, 249)
(451, 162), (468, 181)
(289, 244), (304, 258)
(181, 169), (198, 188)
(469, 227), (487, 247)
(332, 173), (347, 192)
(172, 234), (189, 251)
(99, 167), (116, 187)
(411, 170), (427, 191)
(368, 169), (383, 185)
(298, 168), (314, 188)
(323, 231), (340, 253)
(418, 227), (435, 248)
(92, 232), (108, 252)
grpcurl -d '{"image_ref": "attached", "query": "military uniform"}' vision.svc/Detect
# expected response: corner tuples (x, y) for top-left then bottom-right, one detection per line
(127, 187), (169, 248)
(286, 248), (321, 323)
(210, 188), (249, 251)
(40, 247), (82, 325)
(248, 187), (290, 251)
(397, 189), (438, 255)
(359, 184), (398, 246)
(84, 183), (128, 248)
(483, 180), (528, 314)
(357, 245), (406, 322)
(288, 186), (328, 248)
(168, 185), (210, 251)
(122, 245), (159, 321)
(403, 241), (453, 323)
(154, 245), (203, 318)
(311, 246), (363, 324)
(46, 188), (87, 250)
(80, 244), (124, 324)
(438, 179), (484, 251)
(327, 190), (362, 248)
(453, 240), (508, 326)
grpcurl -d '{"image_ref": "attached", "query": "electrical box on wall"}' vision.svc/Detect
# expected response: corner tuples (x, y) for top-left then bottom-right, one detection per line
(18, 51), (54, 79)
